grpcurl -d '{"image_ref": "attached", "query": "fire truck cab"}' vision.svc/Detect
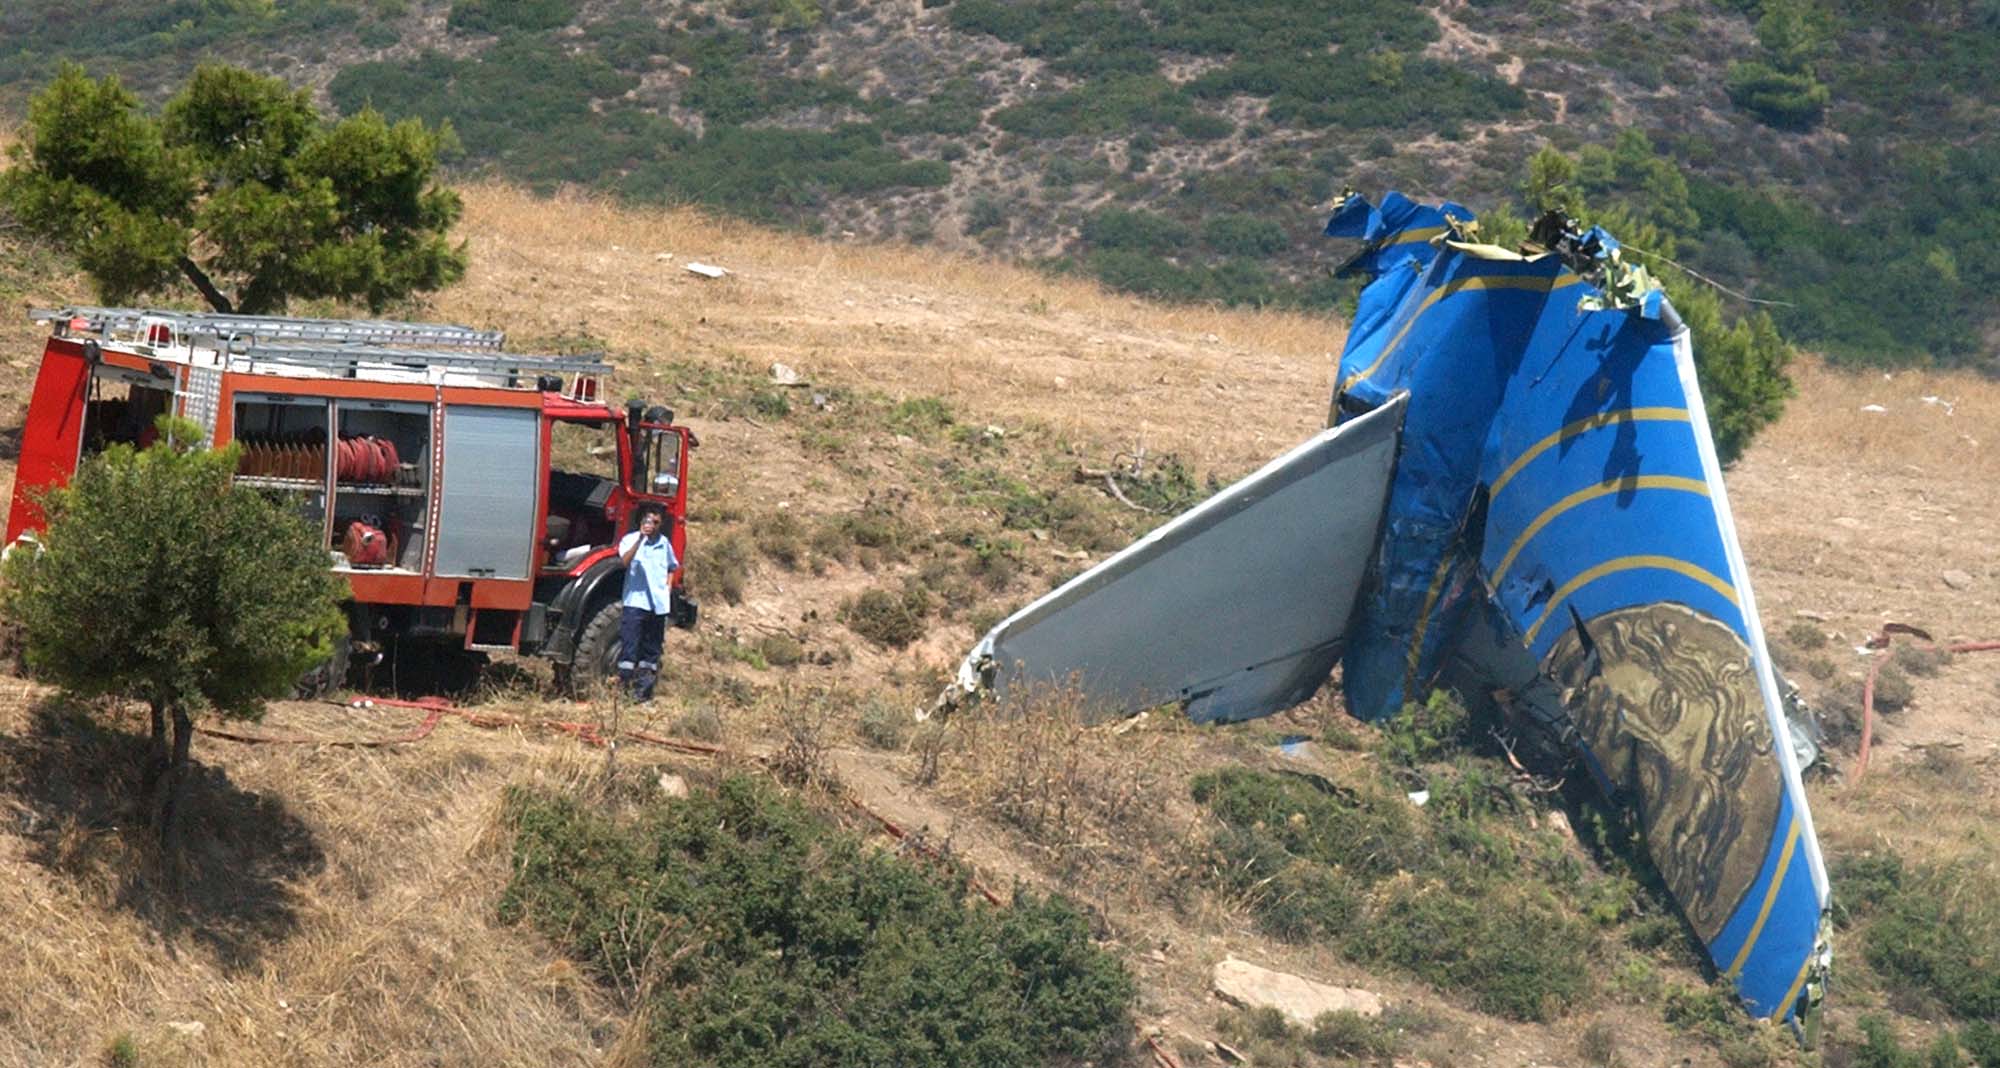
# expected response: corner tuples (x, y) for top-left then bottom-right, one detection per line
(5, 306), (697, 690)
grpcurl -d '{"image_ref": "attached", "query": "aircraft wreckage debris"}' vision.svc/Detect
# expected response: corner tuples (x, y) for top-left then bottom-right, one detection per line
(948, 191), (1832, 1029)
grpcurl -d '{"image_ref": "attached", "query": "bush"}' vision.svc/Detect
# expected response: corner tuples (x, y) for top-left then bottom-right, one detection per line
(1873, 663), (1915, 714)
(447, 0), (578, 34)
(858, 700), (907, 749)
(500, 776), (1135, 1066)
(1377, 688), (1475, 766)
(843, 585), (930, 647)
(1193, 762), (1599, 1021)
(755, 633), (805, 667)
(1202, 213), (1289, 256)
(751, 511), (808, 569)
(2, 427), (346, 843)
(1082, 207), (1191, 254)
(701, 530), (754, 605)
(1783, 620), (1827, 650)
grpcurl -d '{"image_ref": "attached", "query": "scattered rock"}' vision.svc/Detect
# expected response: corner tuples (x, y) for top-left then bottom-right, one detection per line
(1943, 569), (1975, 590)
(1833, 516), (1862, 528)
(166, 1021), (206, 1039)
(1212, 956), (1383, 1028)
(657, 773), (689, 798)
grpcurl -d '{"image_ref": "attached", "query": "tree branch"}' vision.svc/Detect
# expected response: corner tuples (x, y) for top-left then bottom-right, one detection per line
(177, 257), (233, 313)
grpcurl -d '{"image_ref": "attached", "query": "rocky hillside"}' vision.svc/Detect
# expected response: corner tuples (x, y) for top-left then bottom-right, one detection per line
(1, 0), (1997, 369)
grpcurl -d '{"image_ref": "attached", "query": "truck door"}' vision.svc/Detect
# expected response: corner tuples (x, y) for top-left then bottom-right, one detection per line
(5, 340), (91, 544)
(629, 422), (690, 563)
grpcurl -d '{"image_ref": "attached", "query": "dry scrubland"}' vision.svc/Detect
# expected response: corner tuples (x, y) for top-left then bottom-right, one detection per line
(0, 178), (1997, 1067)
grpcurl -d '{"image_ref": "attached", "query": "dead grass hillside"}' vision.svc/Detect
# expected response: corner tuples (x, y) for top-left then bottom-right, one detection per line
(0, 177), (1997, 1067)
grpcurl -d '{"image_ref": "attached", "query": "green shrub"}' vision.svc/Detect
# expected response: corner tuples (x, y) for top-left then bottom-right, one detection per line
(1308, 1009), (1394, 1059)
(1377, 688), (1474, 766)
(992, 73), (1227, 141)
(500, 777), (1135, 1066)
(858, 700), (907, 749)
(1962, 1021), (2000, 1068)
(1194, 761), (1599, 1021)
(843, 585), (930, 647)
(447, 0), (578, 33)
(701, 530), (754, 605)
(1082, 207), (1190, 253)
(888, 395), (955, 438)
(1351, 880), (1590, 1021)
(1783, 620), (1827, 650)
(1873, 663), (1915, 714)
(751, 511), (808, 569)
(1202, 213), (1289, 256)
(1726, 60), (1827, 130)
(755, 633), (805, 667)
(882, 77), (985, 136)
(1843, 1015), (1934, 1068)
(1894, 643), (1951, 678)
(1851, 856), (2000, 1019)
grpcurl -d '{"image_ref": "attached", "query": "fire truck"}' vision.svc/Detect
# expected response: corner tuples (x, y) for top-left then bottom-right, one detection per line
(4, 306), (697, 691)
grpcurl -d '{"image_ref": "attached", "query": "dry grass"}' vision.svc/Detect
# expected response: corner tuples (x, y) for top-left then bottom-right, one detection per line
(1771, 356), (2000, 481)
(927, 688), (1200, 881)
(433, 182), (1340, 476)
(0, 684), (642, 1067)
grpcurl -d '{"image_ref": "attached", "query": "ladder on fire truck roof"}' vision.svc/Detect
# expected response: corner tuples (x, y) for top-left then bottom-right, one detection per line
(34, 305), (509, 350)
(30, 305), (613, 383)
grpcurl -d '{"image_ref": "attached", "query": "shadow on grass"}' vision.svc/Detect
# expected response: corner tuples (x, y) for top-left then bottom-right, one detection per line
(0, 694), (324, 971)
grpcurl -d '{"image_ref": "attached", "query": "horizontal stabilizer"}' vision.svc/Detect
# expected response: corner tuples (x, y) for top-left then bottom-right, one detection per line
(952, 394), (1406, 724)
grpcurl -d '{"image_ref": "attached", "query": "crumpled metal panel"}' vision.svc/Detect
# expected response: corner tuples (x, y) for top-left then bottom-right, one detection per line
(955, 394), (1405, 724)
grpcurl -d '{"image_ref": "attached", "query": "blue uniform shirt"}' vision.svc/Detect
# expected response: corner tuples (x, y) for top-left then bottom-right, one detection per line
(619, 530), (679, 614)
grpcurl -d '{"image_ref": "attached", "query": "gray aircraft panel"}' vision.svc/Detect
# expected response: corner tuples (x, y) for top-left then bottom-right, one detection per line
(956, 394), (1405, 724)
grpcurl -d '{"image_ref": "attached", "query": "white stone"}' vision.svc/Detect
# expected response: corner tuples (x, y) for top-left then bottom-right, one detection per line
(1212, 957), (1383, 1028)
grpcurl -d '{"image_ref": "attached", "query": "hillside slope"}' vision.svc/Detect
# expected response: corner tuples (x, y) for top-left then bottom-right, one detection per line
(2, 0), (1997, 367)
(1, 183), (1997, 1066)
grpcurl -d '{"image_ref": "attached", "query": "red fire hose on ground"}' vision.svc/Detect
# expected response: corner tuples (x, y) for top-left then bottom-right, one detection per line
(1851, 624), (2000, 781)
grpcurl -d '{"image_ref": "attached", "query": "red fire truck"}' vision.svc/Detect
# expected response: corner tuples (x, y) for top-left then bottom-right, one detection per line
(4, 306), (697, 690)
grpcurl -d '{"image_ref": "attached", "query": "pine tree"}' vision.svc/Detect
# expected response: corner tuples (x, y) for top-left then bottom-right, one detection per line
(0, 62), (466, 314)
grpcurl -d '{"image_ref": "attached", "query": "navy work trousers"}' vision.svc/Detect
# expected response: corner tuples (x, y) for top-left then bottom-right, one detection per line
(617, 606), (668, 700)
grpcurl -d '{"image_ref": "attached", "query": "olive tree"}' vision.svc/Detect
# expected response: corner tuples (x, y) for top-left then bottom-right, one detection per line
(1, 421), (346, 846)
(0, 62), (466, 314)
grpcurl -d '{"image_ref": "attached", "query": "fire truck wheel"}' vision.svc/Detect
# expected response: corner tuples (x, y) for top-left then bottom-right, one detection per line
(571, 600), (625, 693)
(294, 635), (352, 699)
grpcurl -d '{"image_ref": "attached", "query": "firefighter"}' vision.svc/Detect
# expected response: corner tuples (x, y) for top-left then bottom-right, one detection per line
(616, 503), (678, 701)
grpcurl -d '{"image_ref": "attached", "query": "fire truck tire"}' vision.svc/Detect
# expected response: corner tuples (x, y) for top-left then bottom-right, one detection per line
(571, 600), (625, 692)
(295, 635), (352, 699)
